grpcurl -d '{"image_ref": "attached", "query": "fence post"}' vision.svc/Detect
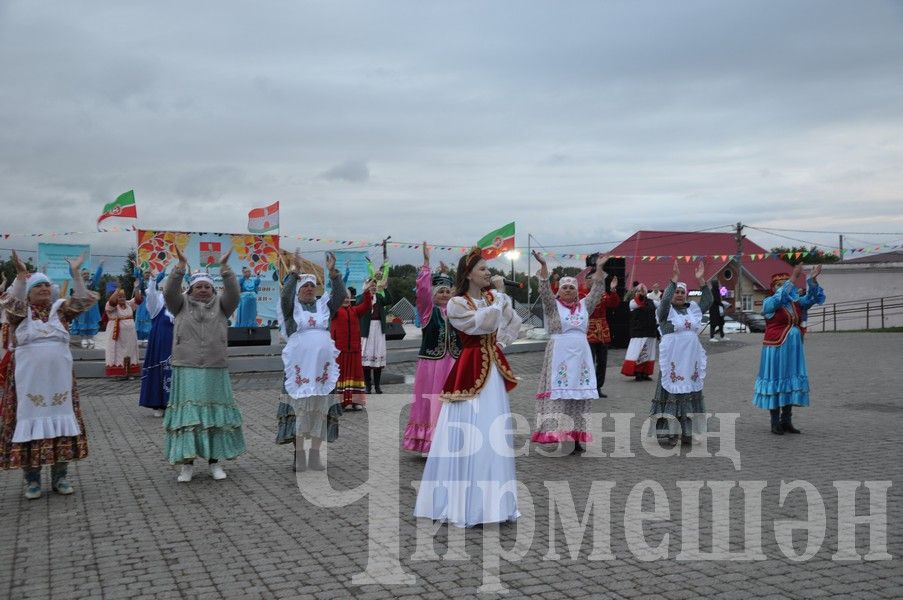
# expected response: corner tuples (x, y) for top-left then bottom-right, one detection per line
(866, 302), (870, 330)
(881, 298), (885, 329)
(822, 306), (826, 332)
(833, 304), (837, 331)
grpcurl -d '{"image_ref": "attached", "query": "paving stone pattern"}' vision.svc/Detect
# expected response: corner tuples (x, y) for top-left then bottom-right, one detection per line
(1, 333), (901, 599)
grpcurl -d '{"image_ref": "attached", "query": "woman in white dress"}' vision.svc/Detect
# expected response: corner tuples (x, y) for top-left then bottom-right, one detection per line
(531, 252), (612, 455)
(414, 247), (522, 528)
(276, 251), (347, 472)
(650, 260), (712, 447)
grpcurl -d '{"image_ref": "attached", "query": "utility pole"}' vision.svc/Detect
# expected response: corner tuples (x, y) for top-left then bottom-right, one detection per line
(526, 234), (531, 305)
(734, 222), (744, 316)
(839, 234), (843, 260)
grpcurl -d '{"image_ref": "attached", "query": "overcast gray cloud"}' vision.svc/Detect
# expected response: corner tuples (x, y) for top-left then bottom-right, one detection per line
(1, 0), (902, 268)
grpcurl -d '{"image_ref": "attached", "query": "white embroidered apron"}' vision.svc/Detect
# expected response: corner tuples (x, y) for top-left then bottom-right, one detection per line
(658, 303), (707, 395)
(282, 295), (340, 399)
(548, 299), (597, 399)
(13, 299), (81, 443)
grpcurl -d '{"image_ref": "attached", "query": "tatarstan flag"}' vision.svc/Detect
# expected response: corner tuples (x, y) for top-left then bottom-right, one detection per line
(477, 222), (516, 259)
(248, 201), (280, 233)
(97, 190), (138, 230)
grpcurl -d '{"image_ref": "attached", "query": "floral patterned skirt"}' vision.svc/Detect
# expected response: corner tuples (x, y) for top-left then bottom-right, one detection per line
(0, 356), (88, 470)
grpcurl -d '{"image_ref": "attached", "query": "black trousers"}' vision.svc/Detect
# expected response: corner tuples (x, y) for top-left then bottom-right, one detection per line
(589, 342), (609, 390)
(710, 320), (724, 338)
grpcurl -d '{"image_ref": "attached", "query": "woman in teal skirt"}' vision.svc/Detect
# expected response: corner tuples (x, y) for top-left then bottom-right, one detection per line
(163, 244), (245, 482)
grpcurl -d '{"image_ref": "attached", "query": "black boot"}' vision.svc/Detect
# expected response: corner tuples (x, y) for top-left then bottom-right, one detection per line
(781, 406), (800, 434)
(373, 368), (383, 394)
(570, 441), (585, 456)
(770, 409), (784, 435)
(364, 368), (372, 394)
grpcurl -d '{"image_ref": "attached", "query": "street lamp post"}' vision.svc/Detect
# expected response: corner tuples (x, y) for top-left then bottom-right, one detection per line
(505, 250), (521, 282)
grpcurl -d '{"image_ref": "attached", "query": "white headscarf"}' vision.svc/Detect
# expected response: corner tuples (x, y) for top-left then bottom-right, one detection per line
(675, 282), (688, 293)
(188, 271), (214, 291)
(297, 273), (317, 288)
(26, 272), (51, 292)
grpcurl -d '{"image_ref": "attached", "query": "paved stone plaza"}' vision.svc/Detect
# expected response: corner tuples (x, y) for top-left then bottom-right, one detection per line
(1, 333), (901, 599)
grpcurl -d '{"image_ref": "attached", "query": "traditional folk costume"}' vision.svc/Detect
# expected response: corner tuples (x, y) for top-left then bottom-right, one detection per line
(0, 273), (97, 498)
(753, 274), (826, 434)
(133, 269), (152, 342)
(331, 289), (371, 409)
(583, 279), (621, 395)
(235, 273), (261, 327)
(359, 282), (393, 393)
(621, 294), (659, 380)
(414, 275), (522, 528)
(104, 292), (142, 378)
(70, 264), (103, 347)
(163, 268), (245, 481)
(402, 268), (460, 454)
(275, 271), (346, 472)
(649, 281), (713, 444)
(139, 272), (174, 414)
(532, 276), (605, 447)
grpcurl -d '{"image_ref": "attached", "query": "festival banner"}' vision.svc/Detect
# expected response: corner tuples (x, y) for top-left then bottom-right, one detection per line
(332, 250), (371, 295)
(136, 230), (282, 324)
(37, 243), (91, 282)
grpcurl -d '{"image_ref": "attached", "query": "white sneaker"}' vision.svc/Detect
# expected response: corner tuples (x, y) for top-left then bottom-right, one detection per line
(88, 339), (96, 348)
(153, 409), (164, 418)
(80, 339), (88, 348)
(177, 464), (193, 483)
(709, 338), (719, 343)
(210, 464), (227, 480)
(722, 337), (731, 342)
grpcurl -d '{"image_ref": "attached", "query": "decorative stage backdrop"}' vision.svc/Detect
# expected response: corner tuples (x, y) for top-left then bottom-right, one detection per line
(37, 243), (92, 282)
(332, 250), (371, 295)
(136, 230), (281, 325)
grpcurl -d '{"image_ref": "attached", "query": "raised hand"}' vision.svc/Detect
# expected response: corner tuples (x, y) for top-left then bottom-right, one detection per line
(809, 264), (822, 281)
(11, 250), (28, 278)
(438, 260), (449, 273)
(325, 251), (337, 273)
(172, 244), (188, 268)
(610, 275), (619, 291)
(671, 259), (681, 283)
(218, 248), (233, 266)
(422, 241), (430, 264)
(593, 253), (609, 282)
(694, 260), (705, 284)
(66, 251), (88, 273)
(531, 250), (548, 278)
(791, 262), (804, 282)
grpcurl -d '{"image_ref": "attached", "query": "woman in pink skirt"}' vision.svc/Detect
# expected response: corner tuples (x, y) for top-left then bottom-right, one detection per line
(402, 242), (460, 454)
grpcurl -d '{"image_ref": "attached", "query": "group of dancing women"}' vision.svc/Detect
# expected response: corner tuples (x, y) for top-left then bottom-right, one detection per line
(0, 242), (825, 529)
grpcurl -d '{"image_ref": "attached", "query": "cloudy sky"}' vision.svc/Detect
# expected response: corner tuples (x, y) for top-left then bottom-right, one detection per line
(1, 0), (902, 269)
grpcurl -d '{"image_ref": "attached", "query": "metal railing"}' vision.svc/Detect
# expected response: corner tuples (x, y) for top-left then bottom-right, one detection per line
(806, 294), (903, 332)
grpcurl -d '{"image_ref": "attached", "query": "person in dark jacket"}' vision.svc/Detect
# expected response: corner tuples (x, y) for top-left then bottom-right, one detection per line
(620, 284), (659, 381)
(708, 280), (729, 342)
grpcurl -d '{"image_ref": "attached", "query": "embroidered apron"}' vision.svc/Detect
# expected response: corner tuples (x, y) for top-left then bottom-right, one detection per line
(658, 303), (707, 395)
(13, 299), (81, 443)
(282, 295), (340, 399)
(548, 299), (596, 399)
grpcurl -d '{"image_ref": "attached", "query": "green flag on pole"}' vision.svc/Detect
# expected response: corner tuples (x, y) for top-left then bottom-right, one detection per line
(97, 190), (138, 230)
(477, 222), (515, 259)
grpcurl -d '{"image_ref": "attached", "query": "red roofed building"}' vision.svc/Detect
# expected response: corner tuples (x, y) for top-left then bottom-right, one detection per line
(608, 231), (794, 312)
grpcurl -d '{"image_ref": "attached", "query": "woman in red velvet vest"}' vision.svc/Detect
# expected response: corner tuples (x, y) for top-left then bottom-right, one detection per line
(753, 263), (826, 435)
(413, 247), (522, 528)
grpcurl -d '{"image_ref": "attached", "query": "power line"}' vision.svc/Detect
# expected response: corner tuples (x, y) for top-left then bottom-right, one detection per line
(745, 226), (841, 250)
(747, 225), (903, 236)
